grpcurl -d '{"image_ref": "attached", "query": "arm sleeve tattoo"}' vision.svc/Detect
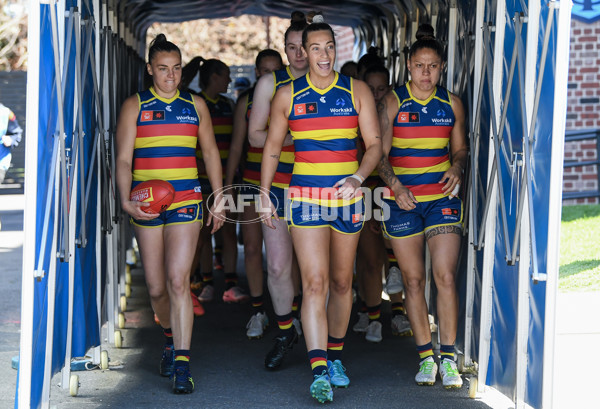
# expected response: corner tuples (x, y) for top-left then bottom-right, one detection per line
(378, 155), (398, 188)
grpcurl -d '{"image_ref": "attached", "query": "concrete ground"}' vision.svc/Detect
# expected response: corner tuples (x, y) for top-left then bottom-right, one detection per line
(0, 192), (596, 408)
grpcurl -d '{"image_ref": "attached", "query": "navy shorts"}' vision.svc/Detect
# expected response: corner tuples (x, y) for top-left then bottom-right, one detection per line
(286, 197), (365, 234)
(269, 186), (287, 218)
(132, 203), (203, 228)
(381, 196), (463, 239)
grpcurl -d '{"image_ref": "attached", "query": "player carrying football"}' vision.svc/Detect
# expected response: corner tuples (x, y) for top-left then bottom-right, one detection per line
(115, 34), (225, 394)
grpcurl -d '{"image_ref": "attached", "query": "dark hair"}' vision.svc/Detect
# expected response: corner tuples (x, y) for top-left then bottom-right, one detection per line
(364, 64), (390, 85)
(255, 49), (283, 69)
(409, 24), (444, 59)
(301, 13), (335, 49)
(198, 58), (228, 89)
(357, 47), (384, 80)
(284, 11), (309, 44)
(340, 61), (358, 78)
(148, 34), (181, 64)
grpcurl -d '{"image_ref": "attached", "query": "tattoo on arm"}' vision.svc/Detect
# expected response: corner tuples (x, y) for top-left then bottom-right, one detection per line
(377, 155), (398, 187)
(270, 154), (279, 160)
(425, 225), (462, 240)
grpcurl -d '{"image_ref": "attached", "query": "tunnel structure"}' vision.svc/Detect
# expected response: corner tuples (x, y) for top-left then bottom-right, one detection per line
(17, 0), (571, 408)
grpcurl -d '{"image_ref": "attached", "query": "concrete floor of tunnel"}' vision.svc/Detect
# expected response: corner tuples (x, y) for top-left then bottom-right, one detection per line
(48, 251), (490, 409)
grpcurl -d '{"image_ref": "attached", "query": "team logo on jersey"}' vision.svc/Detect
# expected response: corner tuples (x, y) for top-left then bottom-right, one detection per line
(398, 112), (420, 123)
(437, 109), (446, 118)
(141, 110), (166, 121)
(294, 102), (318, 115)
(336, 98), (346, 107)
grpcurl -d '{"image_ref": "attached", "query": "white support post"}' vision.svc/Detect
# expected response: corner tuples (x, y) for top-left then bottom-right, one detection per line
(106, 230), (115, 343)
(463, 0), (485, 368)
(91, 0), (103, 365)
(93, 133), (102, 364)
(446, 4), (458, 91)
(61, 142), (79, 392)
(515, 198), (532, 409)
(41, 155), (61, 409)
(472, 0), (485, 116)
(545, 1), (571, 408)
(17, 0), (41, 406)
(515, 0), (541, 406)
(477, 0), (507, 392)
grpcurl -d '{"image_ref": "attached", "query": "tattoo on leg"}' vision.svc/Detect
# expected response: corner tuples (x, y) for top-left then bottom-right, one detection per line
(425, 225), (462, 240)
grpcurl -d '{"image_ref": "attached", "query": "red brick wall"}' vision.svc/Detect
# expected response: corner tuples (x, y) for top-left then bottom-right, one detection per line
(565, 19), (600, 204)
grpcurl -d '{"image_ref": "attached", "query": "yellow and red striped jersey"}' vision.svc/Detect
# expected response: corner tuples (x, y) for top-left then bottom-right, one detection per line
(133, 87), (202, 209)
(383, 82), (455, 202)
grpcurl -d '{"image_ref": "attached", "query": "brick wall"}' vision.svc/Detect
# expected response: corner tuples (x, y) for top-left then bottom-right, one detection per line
(565, 19), (600, 204)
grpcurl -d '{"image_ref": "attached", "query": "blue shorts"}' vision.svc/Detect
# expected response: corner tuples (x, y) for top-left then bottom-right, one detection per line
(381, 196), (463, 239)
(131, 203), (203, 228)
(269, 187), (287, 218)
(286, 198), (365, 234)
(237, 183), (285, 218)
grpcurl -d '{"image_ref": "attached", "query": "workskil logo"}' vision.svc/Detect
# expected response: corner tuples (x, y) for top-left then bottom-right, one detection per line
(175, 115), (198, 123)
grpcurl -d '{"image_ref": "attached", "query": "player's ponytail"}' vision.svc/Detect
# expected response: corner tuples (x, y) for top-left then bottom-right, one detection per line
(409, 24), (444, 59)
(148, 34), (181, 63)
(198, 58), (228, 90)
(302, 12), (335, 49)
(284, 11), (309, 44)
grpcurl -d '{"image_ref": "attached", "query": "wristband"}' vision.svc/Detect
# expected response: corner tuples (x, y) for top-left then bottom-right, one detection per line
(350, 174), (364, 184)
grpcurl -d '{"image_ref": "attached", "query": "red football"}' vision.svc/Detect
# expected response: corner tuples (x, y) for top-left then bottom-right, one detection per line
(129, 179), (175, 214)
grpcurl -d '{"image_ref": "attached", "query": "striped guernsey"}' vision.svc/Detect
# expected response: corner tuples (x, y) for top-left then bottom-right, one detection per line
(133, 87), (202, 209)
(384, 82), (455, 202)
(196, 91), (234, 181)
(287, 72), (360, 207)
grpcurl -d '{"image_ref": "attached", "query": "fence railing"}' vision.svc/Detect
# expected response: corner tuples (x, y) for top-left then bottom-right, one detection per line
(563, 129), (600, 200)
